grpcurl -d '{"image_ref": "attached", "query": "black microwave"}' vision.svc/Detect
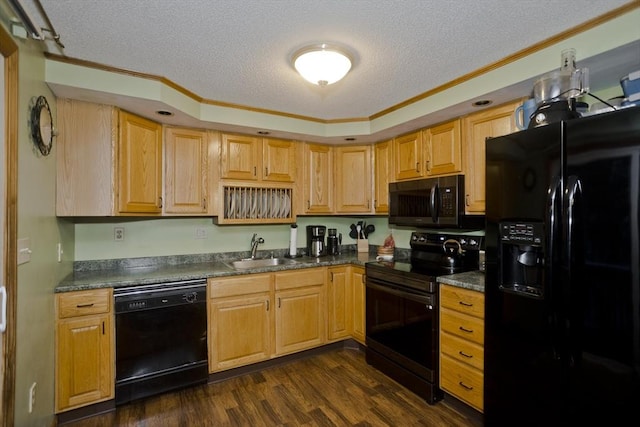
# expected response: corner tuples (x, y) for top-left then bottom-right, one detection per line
(388, 175), (484, 229)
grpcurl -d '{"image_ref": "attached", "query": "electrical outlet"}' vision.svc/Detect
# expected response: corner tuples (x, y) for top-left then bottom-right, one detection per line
(57, 243), (63, 263)
(28, 382), (36, 413)
(195, 227), (206, 239)
(114, 227), (125, 241)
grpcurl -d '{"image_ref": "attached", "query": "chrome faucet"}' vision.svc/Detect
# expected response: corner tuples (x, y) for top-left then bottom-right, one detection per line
(250, 233), (264, 259)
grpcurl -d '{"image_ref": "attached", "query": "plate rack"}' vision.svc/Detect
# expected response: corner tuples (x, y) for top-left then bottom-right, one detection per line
(220, 185), (294, 223)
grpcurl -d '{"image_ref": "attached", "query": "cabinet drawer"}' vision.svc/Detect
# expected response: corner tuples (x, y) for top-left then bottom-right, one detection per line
(275, 268), (325, 290)
(440, 284), (484, 318)
(208, 274), (271, 298)
(440, 331), (484, 371)
(57, 288), (112, 318)
(440, 354), (484, 412)
(440, 307), (484, 345)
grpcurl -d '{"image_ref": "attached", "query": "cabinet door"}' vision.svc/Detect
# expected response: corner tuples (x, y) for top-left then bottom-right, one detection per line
(56, 99), (117, 216)
(373, 140), (392, 213)
(335, 145), (371, 213)
(263, 138), (296, 182)
(275, 286), (325, 355)
(327, 267), (351, 340)
(463, 101), (518, 214)
(220, 133), (260, 180)
(394, 131), (423, 180)
(423, 119), (462, 176)
(164, 127), (209, 214)
(351, 267), (366, 343)
(209, 293), (271, 371)
(304, 143), (333, 213)
(56, 314), (113, 412)
(274, 268), (326, 355)
(118, 111), (163, 214)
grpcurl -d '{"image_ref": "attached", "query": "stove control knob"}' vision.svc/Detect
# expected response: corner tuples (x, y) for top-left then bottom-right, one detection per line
(460, 238), (467, 245)
(469, 239), (478, 247)
(411, 234), (418, 242)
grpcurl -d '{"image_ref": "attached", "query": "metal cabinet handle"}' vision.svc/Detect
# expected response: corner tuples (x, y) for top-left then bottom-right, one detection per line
(202, 198), (207, 210)
(459, 382), (474, 391)
(253, 166), (257, 176)
(266, 300), (270, 311)
(416, 162), (420, 172)
(459, 301), (473, 307)
(265, 167), (268, 176)
(426, 160), (430, 172)
(76, 303), (94, 308)
(158, 197), (163, 208)
(458, 350), (473, 359)
(459, 326), (474, 333)
(465, 194), (470, 206)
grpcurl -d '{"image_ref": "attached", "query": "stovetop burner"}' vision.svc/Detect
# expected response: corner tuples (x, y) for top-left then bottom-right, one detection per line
(365, 231), (483, 291)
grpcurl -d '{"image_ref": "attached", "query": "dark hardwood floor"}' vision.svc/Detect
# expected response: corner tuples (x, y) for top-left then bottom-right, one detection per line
(62, 347), (482, 426)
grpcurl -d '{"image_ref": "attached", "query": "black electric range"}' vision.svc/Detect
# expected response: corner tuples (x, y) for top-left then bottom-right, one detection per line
(364, 231), (483, 404)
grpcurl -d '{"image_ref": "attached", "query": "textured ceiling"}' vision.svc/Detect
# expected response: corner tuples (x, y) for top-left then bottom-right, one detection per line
(25, 0), (632, 122)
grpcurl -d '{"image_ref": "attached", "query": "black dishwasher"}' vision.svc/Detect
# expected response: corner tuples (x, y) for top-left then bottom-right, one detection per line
(114, 279), (208, 405)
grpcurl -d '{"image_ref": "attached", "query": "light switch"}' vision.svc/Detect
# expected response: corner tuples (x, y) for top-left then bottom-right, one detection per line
(18, 237), (32, 265)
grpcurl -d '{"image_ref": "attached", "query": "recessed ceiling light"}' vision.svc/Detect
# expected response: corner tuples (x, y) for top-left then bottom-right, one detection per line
(156, 110), (174, 116)
(472, 100), (493, 107)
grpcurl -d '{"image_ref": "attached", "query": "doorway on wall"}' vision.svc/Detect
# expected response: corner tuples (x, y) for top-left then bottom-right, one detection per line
(1, 24), (19, 427)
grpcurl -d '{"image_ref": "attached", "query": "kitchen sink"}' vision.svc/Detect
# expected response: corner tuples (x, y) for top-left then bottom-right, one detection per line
(224, 257), (298, 270)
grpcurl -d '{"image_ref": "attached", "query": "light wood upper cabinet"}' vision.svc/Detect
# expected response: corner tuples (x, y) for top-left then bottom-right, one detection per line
(56, 99), (117, 216)
(55, 289), (114, 413)
(118, 111), (163, 214)
(373, 140), (392, 213)
(263, 138), (296, 182)
(462, 101), (518, 214)
(303, 143), (333, 213)
(422, 118), (462, 176)
(220, 134), (296, 182)
(220, 133), (260, 180)
(334, 145), (372, 213)
(164, 127), (210, 214)
(56, 99), (162, 216)
(393, 131), (423, 181)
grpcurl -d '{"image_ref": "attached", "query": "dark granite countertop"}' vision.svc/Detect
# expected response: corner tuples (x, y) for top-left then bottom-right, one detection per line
(437, 270), (485, 293)
(56, 251), (380, 293)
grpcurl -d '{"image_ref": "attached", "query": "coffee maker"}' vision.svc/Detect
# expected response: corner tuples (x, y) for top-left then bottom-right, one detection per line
(306, 225), (326, 257)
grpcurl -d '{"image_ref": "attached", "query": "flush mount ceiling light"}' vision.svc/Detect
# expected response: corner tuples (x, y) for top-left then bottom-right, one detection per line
(292, 44), (352, 86)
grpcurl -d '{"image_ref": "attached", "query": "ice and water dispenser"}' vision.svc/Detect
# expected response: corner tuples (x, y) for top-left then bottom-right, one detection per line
(499, 222), (545, 297)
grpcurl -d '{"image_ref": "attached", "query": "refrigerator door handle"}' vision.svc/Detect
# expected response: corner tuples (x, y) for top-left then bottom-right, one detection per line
(547, 175), (562, 270)
(564, 175), (582, 262)
(430, 183), (439, 222)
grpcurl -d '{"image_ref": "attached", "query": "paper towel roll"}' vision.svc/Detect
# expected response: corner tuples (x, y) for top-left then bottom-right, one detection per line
(289, 225), (297, 256)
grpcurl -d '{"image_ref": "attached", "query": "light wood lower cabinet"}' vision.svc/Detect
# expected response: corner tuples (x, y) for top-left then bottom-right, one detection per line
(208, 274), (272, 372)
(274, 268), (326, 355)
(327, 266), (366, 343)
(351, 266), (365, 343)
(327, 266), (351, 341)
(55, 288), (114, 413)
(208, 267), (327, 372)
(439, 284), (485, 413)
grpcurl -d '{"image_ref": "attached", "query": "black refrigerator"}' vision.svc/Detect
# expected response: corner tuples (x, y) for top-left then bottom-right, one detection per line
(484, 105), (640, 426)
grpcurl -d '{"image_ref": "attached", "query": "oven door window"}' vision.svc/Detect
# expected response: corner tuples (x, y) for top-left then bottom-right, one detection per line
(366, 282), (436, 373)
